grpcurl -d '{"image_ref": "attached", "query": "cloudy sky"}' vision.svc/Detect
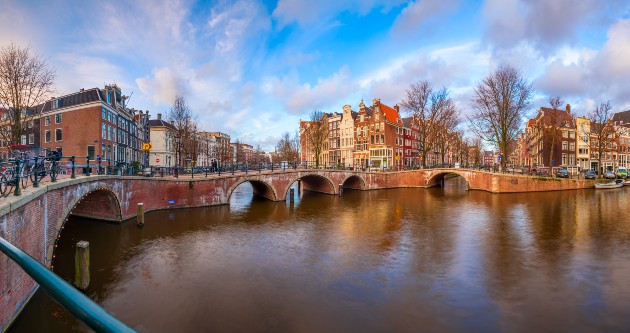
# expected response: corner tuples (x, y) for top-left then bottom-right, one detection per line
(2, 0), (630, 150)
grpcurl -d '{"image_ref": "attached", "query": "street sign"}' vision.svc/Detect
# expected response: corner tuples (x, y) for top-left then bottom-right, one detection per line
(395, 155), (400, 161)
(142, 143), (152, 151)
(156, 158), (160, 163)
(498, 156), (502, 161)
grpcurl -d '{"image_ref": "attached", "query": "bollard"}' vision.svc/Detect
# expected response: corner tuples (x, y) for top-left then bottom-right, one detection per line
(290, 188), (295, 203)
(339, 184), (343, 196)
(297, 180), (301, 193)
(14, 159), (21, 196)
(74, 241), (90, 290)
(137, 203), (144, 227)
(86, 158), (91, 176)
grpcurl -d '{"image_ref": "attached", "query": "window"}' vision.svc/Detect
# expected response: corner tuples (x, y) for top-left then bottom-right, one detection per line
(102, 124), (106, 139)
(45, 130), (51, 143)
(569, 143), (575, 151)
(45, 116), (51, 126)
(87, 145), (95, 159)
(55, 128), (62, 141)
(562, 131), (568, 138)
(102, 107), (107, 119)
(562, 141), (568, 150)
(55, 113), (62, 124)
(21, 135), (26, 145)
(28, 133), (34, 144)
(28, 121), (33, 128)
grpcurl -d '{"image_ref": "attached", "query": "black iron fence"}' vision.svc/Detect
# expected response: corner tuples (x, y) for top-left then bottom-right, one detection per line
(1, 154), (520, 199)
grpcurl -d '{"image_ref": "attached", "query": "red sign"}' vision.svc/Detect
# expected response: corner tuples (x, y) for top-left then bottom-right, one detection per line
(156, 158), (160, 163)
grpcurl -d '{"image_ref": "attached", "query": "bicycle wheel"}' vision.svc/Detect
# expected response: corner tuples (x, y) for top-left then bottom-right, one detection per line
(29, 164), (40, 184)
(21, 166), (29, 189)
(0, 173), (8, 197)
(2, 173), (14, 197)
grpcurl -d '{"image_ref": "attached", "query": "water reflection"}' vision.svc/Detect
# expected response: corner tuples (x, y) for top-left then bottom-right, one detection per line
(9, 177), (630, 333)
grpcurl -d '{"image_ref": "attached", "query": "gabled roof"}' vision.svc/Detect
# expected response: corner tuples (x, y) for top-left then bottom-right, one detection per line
(612, 110), (630, 124)
(401, 117), (412, 128)
(380, 103), (400, 123)
(148, 119), (176, 130)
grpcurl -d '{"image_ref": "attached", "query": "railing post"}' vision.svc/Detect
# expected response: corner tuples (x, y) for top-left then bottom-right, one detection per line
(14, 159), (21, 196)
(33, 156), (40, 187)
(71, 156), (76, 179)
(97, 157), (102, 175)
(86, 157), (91, 176)
(232, 164), (235, 175)
(245, 164), (248, 174)
(51, 159), (58, 182)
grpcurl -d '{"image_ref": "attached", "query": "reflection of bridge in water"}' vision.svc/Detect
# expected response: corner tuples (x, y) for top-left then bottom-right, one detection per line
(0, 167), (593, 330)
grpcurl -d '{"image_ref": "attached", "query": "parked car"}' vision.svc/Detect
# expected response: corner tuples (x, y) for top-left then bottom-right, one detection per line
(585, 170), (596, 180)
(604, 170), (616, 179)
(556, 170), (570, 178)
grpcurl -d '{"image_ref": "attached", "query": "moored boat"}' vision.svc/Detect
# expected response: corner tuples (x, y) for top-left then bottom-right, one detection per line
(595, 179), (624, 189)
(625, 180), (630, 186)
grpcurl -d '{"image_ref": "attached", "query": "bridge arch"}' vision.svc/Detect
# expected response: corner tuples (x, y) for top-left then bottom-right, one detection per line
(49, 186), (122, 268)
(228, 179), (278, 202)
(425, 170), (469, 188)
(341, 175), (366, 190)
(282, 173), (337, 199)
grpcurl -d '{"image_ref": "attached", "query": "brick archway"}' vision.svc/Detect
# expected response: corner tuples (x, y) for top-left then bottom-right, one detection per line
(342, 175), (366, 190)
(281, 173), (336, 199)
(227, 179), (278, 202)
(425, 171), (469, 188)
(49, 186), (122, 269)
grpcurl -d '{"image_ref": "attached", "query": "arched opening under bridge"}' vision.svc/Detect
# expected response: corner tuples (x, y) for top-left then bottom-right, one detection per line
(228, 179), (277, 204)
(426, 172), (469, 190)
(341, 175), (366, 190)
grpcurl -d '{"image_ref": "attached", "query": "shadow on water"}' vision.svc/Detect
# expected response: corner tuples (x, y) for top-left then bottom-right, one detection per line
(9, 179), (630, 333)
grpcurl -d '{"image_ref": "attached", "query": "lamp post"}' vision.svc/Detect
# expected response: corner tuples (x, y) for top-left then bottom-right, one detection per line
(174, 135), (180, 177)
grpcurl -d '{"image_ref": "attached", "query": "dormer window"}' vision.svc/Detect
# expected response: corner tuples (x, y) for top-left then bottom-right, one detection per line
(51, 99), (60, 110)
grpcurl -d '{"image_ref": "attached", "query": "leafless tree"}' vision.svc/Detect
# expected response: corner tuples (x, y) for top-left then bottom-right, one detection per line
(0, 43), (55, 149)
(468, 65), (533, 170)
(275, 131), (300, 162)
(167, 95), (198, 166)
(400, 80), (456, 167)
(468, 137), (483, 166)
(307, 110), (328, 167)
(587, 101), (619, 177)
(536, 96), (573, 168)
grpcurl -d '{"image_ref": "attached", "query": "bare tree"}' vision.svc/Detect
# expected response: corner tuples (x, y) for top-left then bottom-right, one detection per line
(468, 137), (483, 166)
(587, 101), (619, 177)
(400, 81), (455, 167)
(167, 95), (197, 166)
(276, 131), (300, 162)
(0, 43), (55, 149)
(306, 110), (328, 167)
(468, 65), (533, 170)
(535, 96), (573, 168)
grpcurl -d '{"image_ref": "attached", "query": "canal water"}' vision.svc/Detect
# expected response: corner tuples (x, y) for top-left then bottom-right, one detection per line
(9, 177), (630, 332)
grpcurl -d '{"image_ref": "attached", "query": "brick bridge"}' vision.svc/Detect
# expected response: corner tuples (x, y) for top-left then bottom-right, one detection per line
(0, 168), (592, 330)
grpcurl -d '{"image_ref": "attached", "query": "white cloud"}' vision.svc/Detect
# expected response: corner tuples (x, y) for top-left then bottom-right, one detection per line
(535, 19), (630, 113)
(136, 67), (190, 105)
(267, 66), (354, 114)
(392, 0), (459, 35)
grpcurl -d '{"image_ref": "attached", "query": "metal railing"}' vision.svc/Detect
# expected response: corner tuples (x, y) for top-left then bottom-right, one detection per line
(0, 154), (510, 199)
(0, 236), (135, 333)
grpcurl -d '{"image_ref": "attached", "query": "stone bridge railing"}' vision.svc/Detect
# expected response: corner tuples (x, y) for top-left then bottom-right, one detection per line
(0, 168), (594, 331)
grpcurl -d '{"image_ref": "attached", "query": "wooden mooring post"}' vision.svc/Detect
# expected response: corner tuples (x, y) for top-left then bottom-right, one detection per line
(74, 241), (90, 290)
(137, 203), (144, 226)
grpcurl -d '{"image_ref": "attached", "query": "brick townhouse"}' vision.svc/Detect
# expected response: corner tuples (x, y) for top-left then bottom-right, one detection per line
(0, 84), (149, 168)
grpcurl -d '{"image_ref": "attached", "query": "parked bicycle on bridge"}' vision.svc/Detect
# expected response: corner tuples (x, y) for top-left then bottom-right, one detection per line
(0, 151), (32, 197)
(29, 149), (61, 185)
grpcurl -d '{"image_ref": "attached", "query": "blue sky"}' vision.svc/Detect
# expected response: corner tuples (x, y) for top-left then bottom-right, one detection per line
(2, 0), (630, 150)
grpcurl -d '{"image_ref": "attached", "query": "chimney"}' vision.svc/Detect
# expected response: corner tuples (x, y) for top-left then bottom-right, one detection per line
(394, 104), (400, 113)
(373, 97), (380, 106)
(170, 120), (174, 126)
(157, 113), (162, 120)
(566, 104), (571, 113)
(80, 88), (84, 92)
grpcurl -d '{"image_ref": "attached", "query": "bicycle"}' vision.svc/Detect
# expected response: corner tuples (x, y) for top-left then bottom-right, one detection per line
(0, 152), (31, 196)
(29, 149), (60, 184)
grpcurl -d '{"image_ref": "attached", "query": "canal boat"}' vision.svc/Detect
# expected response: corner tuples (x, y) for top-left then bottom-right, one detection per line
(625, 180), (630, 186)
(595, 179), (624, 189)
